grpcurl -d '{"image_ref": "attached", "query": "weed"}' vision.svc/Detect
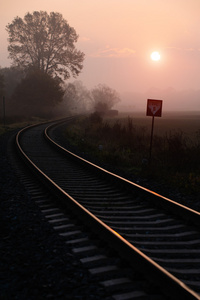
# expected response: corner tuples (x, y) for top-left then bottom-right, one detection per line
(63, 113), (200, 195)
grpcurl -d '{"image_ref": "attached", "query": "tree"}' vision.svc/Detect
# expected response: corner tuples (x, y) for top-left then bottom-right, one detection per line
(62, 81), (92, 113)
(11, 69), (64, 117)
(0, 67), (24, 98)
(91, 84), (121, 114)
(6, 11), (85, 81)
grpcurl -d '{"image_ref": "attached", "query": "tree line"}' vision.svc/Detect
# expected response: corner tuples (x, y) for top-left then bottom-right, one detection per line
(0, 11), (120, 121)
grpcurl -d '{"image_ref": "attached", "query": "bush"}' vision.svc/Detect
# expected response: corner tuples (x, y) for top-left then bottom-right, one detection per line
(89, 112), (103, 124)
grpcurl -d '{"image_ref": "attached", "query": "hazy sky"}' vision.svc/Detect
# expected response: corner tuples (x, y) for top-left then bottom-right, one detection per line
(0, 0), (200, 101)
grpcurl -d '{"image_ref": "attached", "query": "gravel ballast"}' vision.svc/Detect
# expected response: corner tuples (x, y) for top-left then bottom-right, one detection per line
(1, 126), (199, 299)
(0, 131), (107, 300)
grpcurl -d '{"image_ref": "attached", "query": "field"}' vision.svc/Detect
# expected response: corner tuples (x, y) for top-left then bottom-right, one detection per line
(63, 111), (200, 197)
(1, 111), (199, 197)
(105, 111), (200, 142)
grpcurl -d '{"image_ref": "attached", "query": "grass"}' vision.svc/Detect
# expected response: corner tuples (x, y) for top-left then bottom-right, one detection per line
(1, 112), (199, 197)
(0, 116), (49, 136)
(62, 111), (200, 197)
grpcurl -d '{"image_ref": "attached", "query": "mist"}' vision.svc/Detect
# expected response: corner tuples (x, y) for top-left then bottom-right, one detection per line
(116, 87), (200, 113)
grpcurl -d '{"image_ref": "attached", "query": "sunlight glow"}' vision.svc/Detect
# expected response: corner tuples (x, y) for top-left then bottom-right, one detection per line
(151, 51), (161, 61)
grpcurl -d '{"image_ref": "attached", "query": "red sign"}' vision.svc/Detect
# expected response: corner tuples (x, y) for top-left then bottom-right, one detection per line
(146, 99), (163, 117)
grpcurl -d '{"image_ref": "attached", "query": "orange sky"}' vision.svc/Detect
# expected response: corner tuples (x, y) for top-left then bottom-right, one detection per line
(0, 0), (200, 109)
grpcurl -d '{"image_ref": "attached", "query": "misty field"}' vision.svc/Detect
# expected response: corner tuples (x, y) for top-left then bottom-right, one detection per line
(1, 111), (199, 197)
(106, 111), (200, 142)
(63, 111), (200, 197)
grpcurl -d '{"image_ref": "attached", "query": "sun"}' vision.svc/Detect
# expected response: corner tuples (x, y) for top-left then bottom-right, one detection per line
(151, 51), (161, 61)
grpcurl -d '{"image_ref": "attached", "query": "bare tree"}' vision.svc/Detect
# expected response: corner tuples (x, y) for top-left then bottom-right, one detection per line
(63, 81), (91, 112)
(6, 11), (85, 81)
(91, 84), (121, 114)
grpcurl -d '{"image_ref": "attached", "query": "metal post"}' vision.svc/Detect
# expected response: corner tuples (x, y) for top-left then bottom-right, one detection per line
(149, 115), (154, 161)
(3, 96), (5, 127)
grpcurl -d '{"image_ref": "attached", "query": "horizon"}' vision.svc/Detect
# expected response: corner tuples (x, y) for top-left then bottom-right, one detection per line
(0, 0), (200, 111)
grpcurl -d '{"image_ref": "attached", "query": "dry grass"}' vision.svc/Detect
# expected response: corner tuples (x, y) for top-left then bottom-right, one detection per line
(63, 111), (200, 196)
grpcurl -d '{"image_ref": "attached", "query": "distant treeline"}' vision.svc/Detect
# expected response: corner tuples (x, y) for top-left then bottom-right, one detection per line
(0, 67), (120, 122)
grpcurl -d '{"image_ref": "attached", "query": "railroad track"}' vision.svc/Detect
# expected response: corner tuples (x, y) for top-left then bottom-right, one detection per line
(15, 118), (200, 299)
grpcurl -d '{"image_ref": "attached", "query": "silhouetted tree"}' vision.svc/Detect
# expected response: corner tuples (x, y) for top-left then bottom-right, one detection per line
(63, 83), (77, 111)
(91, 84), (120, 115)
(0, 67), (24, 99)
(11, 69), (64, 118)
(62, 81), (91, 113)
(6, 11), (85, 81)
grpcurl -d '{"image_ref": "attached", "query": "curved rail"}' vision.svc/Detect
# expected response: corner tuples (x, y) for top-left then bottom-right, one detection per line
(45, 122), (200, 228)
(16, 119), (200, 299)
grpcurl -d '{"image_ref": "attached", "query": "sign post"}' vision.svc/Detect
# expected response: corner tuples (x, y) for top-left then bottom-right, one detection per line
(146, 99), (163, 161)
(3, 96), (5, 127)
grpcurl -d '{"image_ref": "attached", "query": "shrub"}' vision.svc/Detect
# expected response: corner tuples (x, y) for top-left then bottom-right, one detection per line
(89, 112), (103, 124)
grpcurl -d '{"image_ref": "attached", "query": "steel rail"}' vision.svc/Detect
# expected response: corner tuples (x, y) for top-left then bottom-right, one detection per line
(15, 120), (200, 300)
(46, 121), (200, 228)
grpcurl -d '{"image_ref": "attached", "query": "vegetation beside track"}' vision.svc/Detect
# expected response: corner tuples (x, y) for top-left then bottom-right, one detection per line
(0, 117), (48, 135)
(62, 113), (200, 198)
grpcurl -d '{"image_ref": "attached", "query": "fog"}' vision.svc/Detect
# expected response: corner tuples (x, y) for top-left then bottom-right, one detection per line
(116, 87), (200, 112)
(1, 1), (200, 115)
